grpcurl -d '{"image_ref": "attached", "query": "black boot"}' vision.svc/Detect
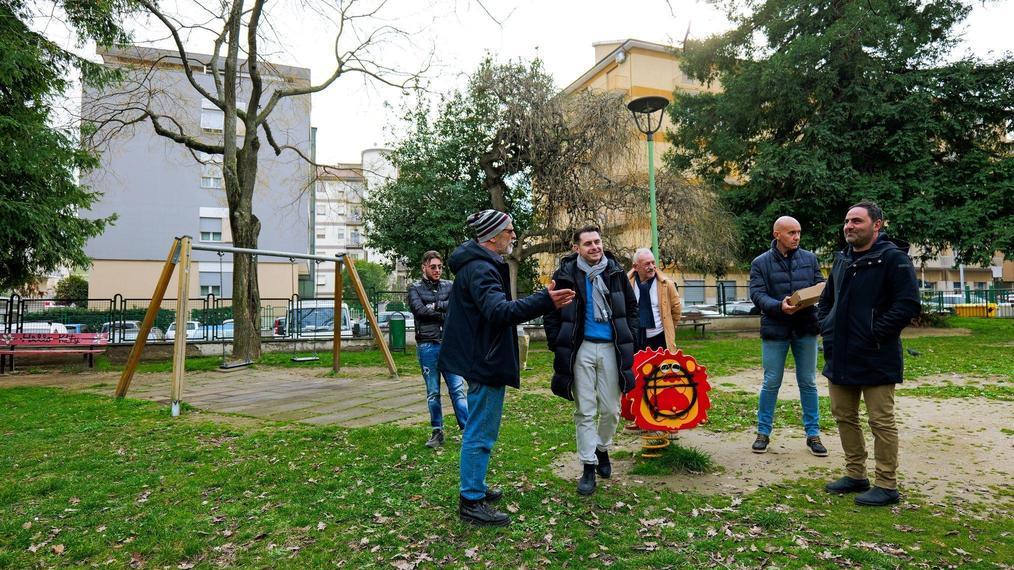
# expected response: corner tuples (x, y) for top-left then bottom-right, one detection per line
(577, 463), (597, 496)
(458, 496), (510, 526)
(484, 488), (503, 503)
(595, 449), (611, 478)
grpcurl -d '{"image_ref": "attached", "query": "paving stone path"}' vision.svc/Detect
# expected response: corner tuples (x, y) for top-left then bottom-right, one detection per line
(1, 366), (442, 429)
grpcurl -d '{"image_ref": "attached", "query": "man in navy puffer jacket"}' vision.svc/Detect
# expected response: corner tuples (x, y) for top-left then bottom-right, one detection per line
(749, 216), (828, 457)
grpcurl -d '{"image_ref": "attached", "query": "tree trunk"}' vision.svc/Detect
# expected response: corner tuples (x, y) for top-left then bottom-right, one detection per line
(228, 143), (262, 361)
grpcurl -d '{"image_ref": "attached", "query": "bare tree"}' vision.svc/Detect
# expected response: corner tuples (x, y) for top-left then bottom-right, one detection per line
(468, 59), (641, 292)
(82, 0), (423, 360)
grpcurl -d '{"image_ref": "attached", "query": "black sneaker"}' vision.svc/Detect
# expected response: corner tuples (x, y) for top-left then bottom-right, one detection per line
(825, 476), (871, 494)
(806, 436), (829, 457)
(458, 496), (510, 526)
(594, 449), (612, 478)
(855, 486), (900, 506)
(484, 487), (503, 503)
(577, 464), (596, 496)
(751, 434), (770, 454)
(425, 429), (444, 449)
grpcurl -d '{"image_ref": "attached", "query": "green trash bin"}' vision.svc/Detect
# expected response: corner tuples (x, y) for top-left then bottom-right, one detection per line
(388, 312), (406, 353)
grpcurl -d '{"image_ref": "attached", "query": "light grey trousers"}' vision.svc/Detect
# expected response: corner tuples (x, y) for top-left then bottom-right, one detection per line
(573, 341), (622, 465)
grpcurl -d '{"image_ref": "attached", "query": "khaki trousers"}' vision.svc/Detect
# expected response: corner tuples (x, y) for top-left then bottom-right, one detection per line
(573, 342), (621, 465)
(828, 383), (898, 490)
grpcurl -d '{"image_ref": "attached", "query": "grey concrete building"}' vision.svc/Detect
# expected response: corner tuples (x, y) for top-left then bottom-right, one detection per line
(80, 46), (313, 302)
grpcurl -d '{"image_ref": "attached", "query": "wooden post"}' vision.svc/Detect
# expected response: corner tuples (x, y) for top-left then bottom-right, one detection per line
(170, 236), (193, 416)
(115, 238), (182, 398)
(332, 258), (343, 372)
(345, 256), (398, 377)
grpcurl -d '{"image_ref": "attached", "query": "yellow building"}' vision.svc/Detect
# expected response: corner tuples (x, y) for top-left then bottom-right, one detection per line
(559, 39), (749, 305)
(559, 39), (1011, 305)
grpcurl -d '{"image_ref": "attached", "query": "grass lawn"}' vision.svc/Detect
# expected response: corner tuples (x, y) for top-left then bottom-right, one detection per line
(1, 317), (1011, 568)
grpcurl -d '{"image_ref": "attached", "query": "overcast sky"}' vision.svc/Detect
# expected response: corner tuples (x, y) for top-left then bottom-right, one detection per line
(302, 0), (1014, 164)
(42, 0), (1014, 165)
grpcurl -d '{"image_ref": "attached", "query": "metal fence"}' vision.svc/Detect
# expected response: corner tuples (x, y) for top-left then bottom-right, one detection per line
(2, 294), (363, 343)
(4, 286), (1009, 342)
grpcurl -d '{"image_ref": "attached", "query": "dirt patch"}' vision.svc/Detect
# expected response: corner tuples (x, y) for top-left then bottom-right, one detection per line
(553, 393), (1013, 504)
(730, 327), (969, 340)
(901, 327), (971, 338)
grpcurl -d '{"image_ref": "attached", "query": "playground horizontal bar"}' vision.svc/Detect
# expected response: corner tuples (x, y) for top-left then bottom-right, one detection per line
(190, 242), (344, 264)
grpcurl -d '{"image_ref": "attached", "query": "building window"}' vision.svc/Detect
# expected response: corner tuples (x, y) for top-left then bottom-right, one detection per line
(200, 285), (222, 296)
(317, 274), (327, 286)
(201, 176), (223, 189)
(200, 99), (246, 135)
(200, 216), (224, 242)
(952, 281), (962, 292)
(201, 99), (224, 133)
(316, 232), (326, 239)
(316, 205), (326, 215)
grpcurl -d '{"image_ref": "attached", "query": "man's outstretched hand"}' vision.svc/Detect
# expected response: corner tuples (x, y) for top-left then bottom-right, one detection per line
(547, 280), (575, 309)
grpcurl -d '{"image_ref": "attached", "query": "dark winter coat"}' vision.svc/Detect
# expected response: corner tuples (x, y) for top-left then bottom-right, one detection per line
(407, 278), (453, 344)
(543, 252), (639, 400)
(437, 240), (555, 388)
(749, 242), (825, 340)
(817, 234), (921, 385)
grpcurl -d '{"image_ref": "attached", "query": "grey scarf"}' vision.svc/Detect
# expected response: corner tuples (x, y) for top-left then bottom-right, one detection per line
(576, 255), (611, 322)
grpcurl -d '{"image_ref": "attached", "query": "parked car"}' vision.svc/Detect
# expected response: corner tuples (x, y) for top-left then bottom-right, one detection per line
(355, 311), (415, 334)
(682, 305), (722, 318)
(20, 322), (69, 334)
(274, 301), (352, 339)
(166, 321), (206, 340)
(100, 321), (165, 342)
(64, 323), (89, 333)
(722, 300), (761, 315)
(212, 319), (234, 339)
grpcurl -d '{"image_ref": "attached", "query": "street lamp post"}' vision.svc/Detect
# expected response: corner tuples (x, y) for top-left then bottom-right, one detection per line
(627, 95), (670, 262)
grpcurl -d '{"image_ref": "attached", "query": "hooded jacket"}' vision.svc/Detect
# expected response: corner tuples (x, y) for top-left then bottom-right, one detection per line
(749, 241), (824, 340)
(437, 240), (554, 388)
(817, 233), (920, 385)
(544, 252), (639, 400)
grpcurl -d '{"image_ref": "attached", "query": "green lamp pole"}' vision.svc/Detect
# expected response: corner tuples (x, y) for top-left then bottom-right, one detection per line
(627, 95), (670, 262)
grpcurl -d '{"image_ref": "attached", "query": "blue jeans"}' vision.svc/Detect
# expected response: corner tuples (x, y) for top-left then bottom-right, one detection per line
(459, 381), (505, 501)
(758, 335), (820, 437)
(417, 342), (468, 430)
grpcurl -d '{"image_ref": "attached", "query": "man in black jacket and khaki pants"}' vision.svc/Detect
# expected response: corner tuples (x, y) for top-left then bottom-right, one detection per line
(545, 225), (639, 497)
(818, 201), (920, 506)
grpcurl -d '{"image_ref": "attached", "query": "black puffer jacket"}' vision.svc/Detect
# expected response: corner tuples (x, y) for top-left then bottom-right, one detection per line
(817, 234), (920, 386)
(544, 252), (639, 400)
(407, 278), (453, 344)
(749, 241), (824, 340)
(437, 240), (555, 388)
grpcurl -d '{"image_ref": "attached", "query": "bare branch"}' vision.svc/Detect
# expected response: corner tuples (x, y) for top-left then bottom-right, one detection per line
(136, 0), (223, 109)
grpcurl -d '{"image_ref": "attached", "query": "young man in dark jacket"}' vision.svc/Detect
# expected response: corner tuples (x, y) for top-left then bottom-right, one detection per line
(818, 201), (920, 507)
(748, 216), (827, 456)
(544, 225), (639, 496)
(408, 250), (466, 449)
(439, 209), (574, 526)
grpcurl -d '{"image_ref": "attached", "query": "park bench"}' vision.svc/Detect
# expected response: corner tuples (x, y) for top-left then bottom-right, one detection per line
(0, 333), (109, 374)
(679, 312), (713, 338)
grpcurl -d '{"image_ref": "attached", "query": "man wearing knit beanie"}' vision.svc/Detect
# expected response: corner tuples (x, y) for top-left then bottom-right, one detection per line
(439, 209), (575, 526)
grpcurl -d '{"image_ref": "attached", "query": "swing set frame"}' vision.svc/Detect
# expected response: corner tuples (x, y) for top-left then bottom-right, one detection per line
(113, 236), (398, 416)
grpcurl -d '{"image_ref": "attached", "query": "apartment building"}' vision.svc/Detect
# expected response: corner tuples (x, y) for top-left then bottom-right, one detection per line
(80, 46), (313, 301)
(312, 149), (409, 297)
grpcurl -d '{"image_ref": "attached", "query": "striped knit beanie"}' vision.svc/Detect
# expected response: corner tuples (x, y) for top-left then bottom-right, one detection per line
(467, 209), (512, 243)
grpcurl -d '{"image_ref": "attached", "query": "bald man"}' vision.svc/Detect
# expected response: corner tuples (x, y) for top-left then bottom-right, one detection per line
(748, 216), (827, 456)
